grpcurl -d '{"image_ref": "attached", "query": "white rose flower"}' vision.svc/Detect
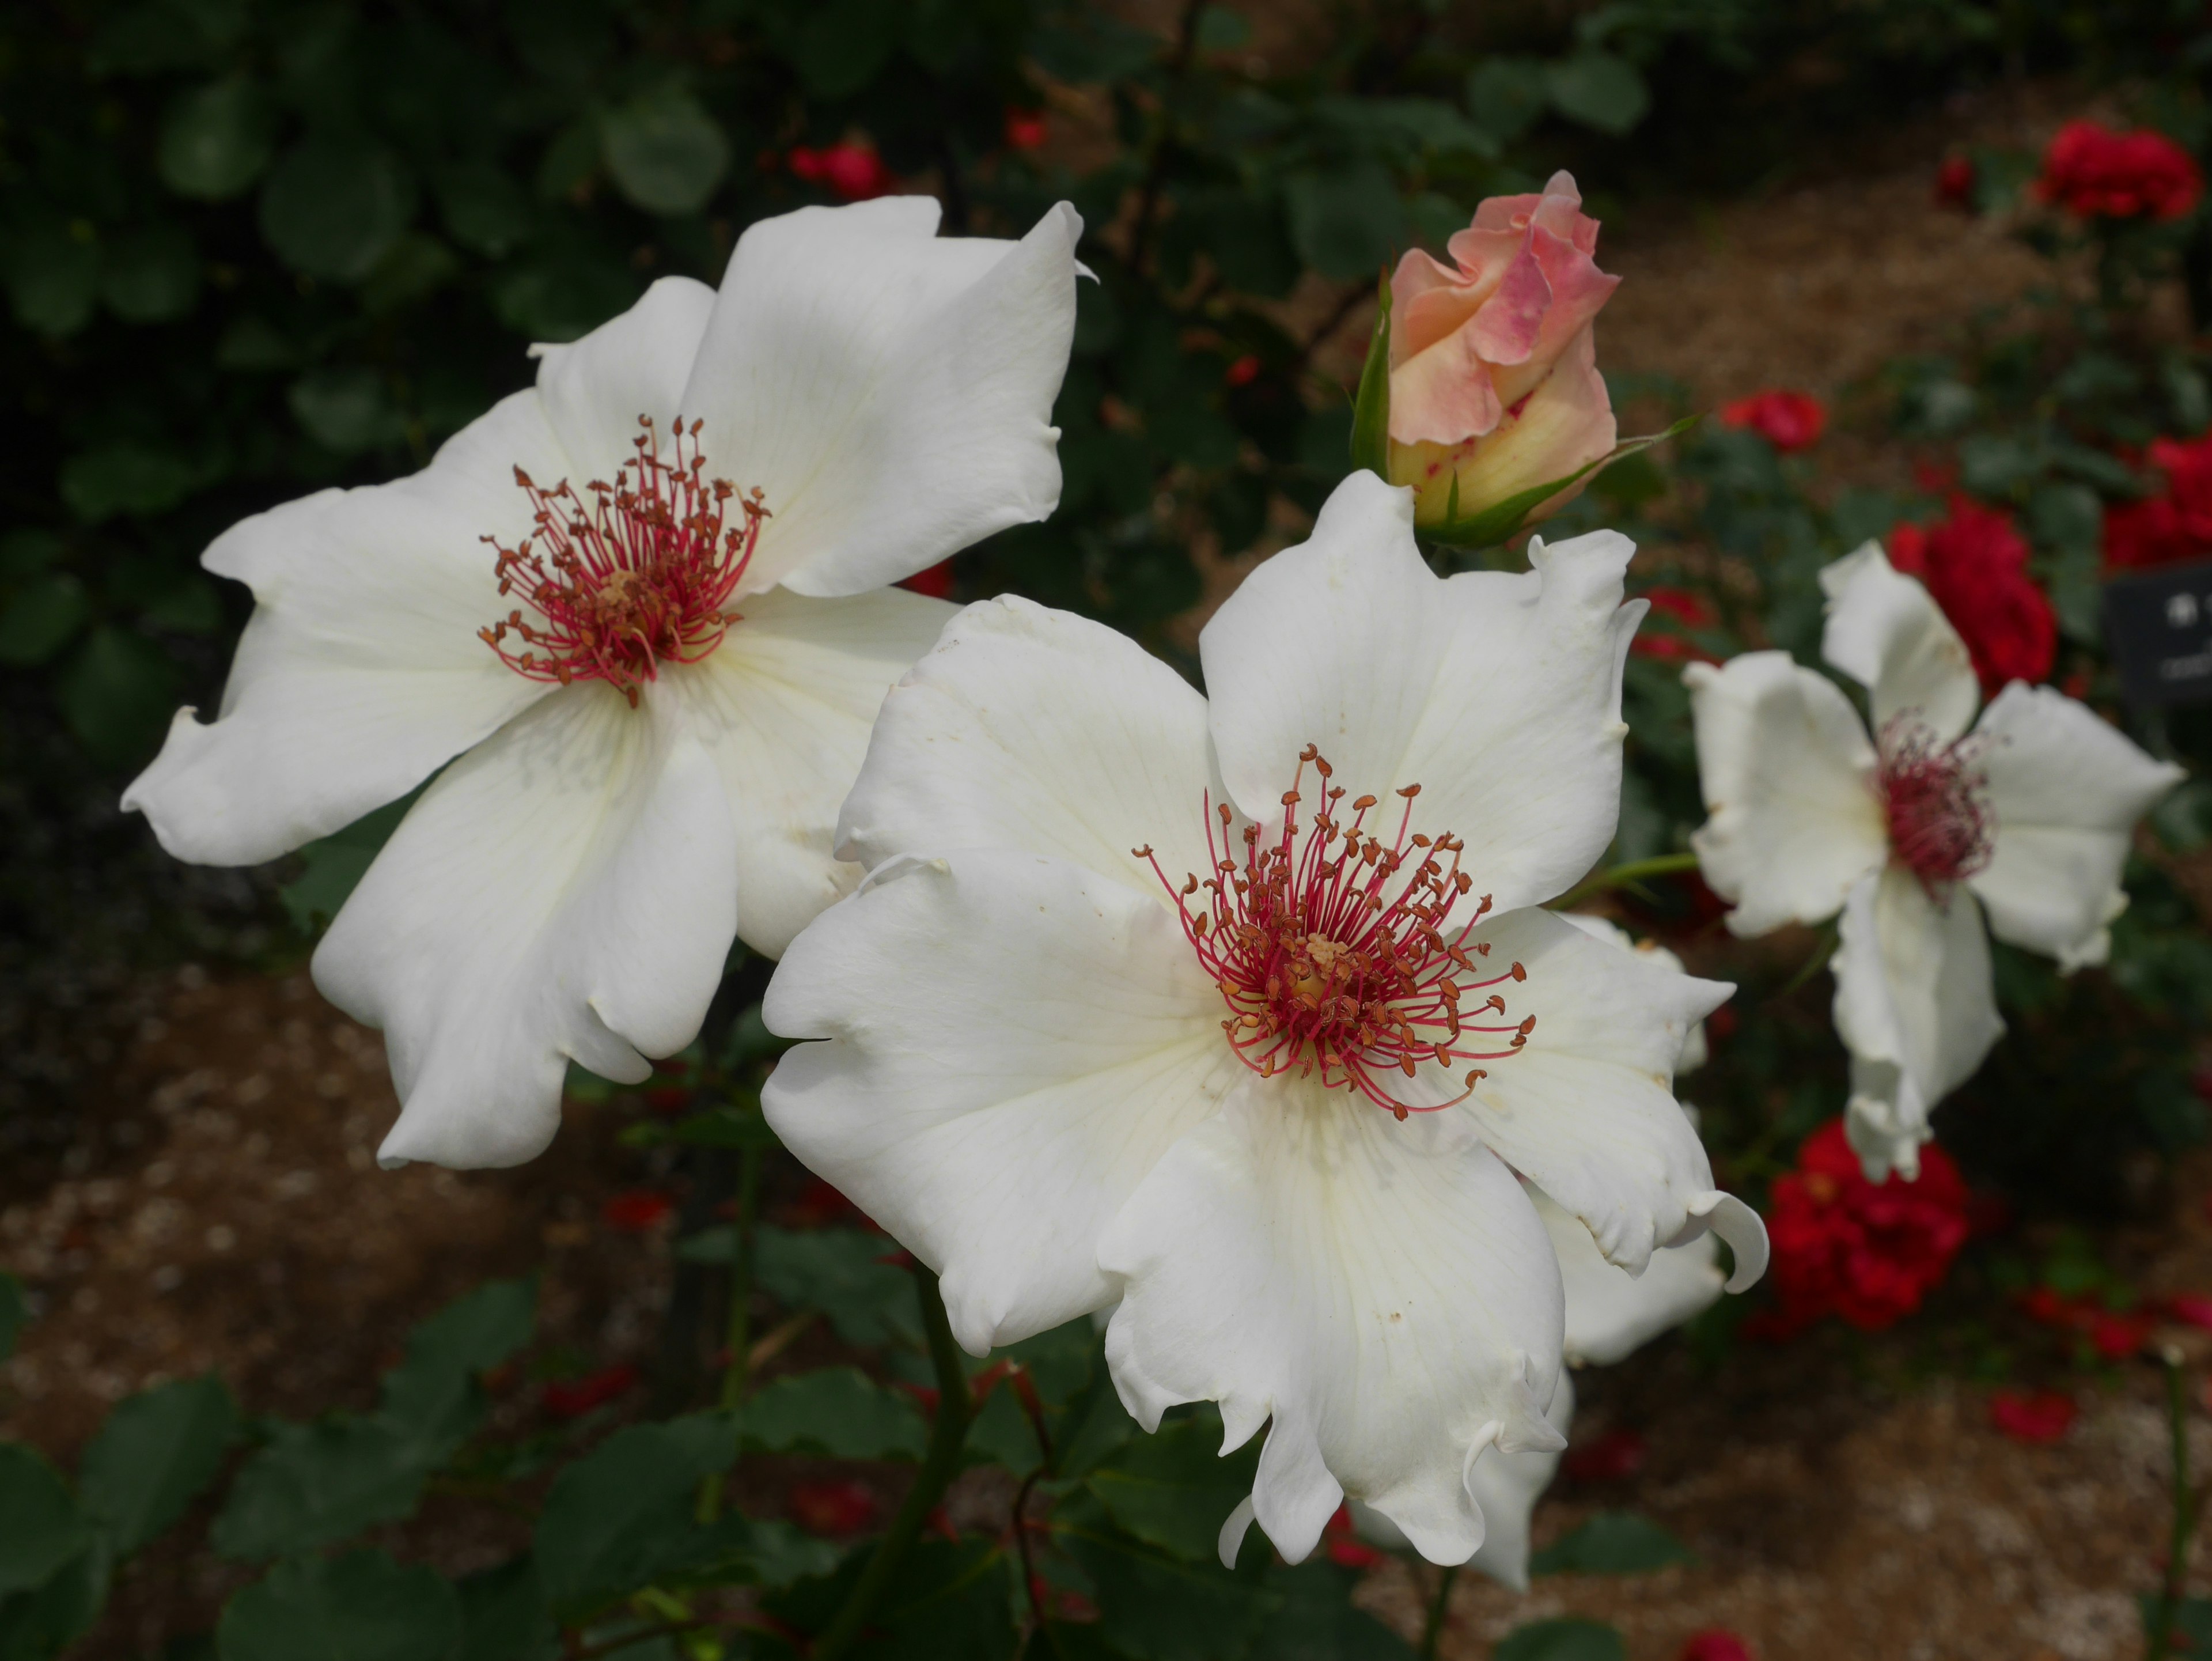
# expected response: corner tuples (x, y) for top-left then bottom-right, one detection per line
(123, 198), (1083, 1170)
(762, 471), (1767, 1569)
(1685, 541), (2182, 1181)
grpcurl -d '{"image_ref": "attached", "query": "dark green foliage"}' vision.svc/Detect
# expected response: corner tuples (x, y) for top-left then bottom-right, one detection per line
(1493, 1618), (1629, 1661)
(79, 1376), (239, 1554)
(1529, 1512), (1695, 1576)
(217, 1551), (462, 1661)
(532, 1415), (737, 1610)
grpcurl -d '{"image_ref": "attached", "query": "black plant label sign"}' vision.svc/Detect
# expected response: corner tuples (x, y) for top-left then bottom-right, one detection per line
(2104, 559), (2212, 706)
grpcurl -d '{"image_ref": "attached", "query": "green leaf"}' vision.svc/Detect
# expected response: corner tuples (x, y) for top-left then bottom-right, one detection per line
(79, 1376), (238, 1555)
(741, 1368), (929, 1461)
(753, 1226), (919, 1348)
(0, 1543), (111, 1661)
(0, 1274), (25, 1360)
(290, 367), (404, 453)
(766, 1539), (1015, 1661)
(279, 793), (415, 934)
(533, 1415), (736, 1610)
(0, 575), (91, 668)
(491, 257), (637, 345)
(58, 627), (178, 766)
(100, 225), (200, 323)
(455, 1557), (556, 1661)
(158, 78), (276, 200)
(378, 1277), (536, 1464)
(1258, 1560), (1414, 1660)
(2, 222), (100, 338)
(435, 163), (534, 259)
(1349, 275), (1391, 478)
(1546, 52), (1649, 135)
(1493, 1618), (1627, 1661)
(59, 445), (199, 523)
(1085, 1418), (1259, 1564)
(1283, 163), (1405, 283)
(259, 134), (416, 283)
(1465, 57), (1550, 144)
(781, 0), (902, 99)
(600, 90), (729, 217)
(1422, 416), (1699, 550)
(1058, 1518), (1271, 1661)
(0, 1448), (86, 1599)
(217, 1550), (461, 1661)
(726, 1519), (840, 1590)
(210, 1419), (427, 1561)
(1529, 1512), (1695, 1576)
(2154, 778), (2212, 854)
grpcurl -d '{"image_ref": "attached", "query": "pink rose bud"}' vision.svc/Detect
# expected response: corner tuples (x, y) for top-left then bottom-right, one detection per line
(1384, 171), (1620, 530)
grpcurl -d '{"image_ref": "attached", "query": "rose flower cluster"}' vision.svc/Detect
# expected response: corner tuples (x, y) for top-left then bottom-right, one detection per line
(2036, 119), (2203, 222)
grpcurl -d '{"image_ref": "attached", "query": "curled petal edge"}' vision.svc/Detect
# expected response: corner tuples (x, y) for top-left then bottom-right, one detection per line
(1665, 1190), (1770, 1293)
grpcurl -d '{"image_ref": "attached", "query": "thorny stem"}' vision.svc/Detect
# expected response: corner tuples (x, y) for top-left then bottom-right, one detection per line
(696, 1143), (762, 1524)
(810, 1265), (976, 1661)
(1418, 1564), (1458, 1661)
(2147, 1349), (2205, 1659)
(1550, 851), (1701, 912)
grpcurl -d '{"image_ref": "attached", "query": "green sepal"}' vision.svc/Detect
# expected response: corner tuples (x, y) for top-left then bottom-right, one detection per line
(1347, 273), (1392, 479)
(1422, 413), (1701, 551)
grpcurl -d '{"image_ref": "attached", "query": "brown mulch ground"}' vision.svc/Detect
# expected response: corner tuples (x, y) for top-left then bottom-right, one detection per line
(7, 73), (2210, 1661)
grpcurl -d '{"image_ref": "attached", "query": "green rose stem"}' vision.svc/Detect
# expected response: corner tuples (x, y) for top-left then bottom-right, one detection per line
(2145, 1346), (2211, 1661)
(1417, 1564), (1458, 1661)
(812, 1264), (977, 1661)
(698, 1143), (762, 1524)
(1550, 850), (1701, 911)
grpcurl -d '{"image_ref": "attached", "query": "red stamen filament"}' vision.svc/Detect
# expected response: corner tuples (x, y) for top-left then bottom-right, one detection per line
(480, 415), (767, 707)
(1135, 745), (1529, 1122)
(1876, 714), (1994, 895)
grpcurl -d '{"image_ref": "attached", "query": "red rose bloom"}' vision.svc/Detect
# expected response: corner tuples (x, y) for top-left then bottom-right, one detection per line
(1004, 108), (1048, 151)
(601, 1189), (675, 1231)
(1887, 496), (2056, 694)
(1934, 154), (1976, 211)
(2037, 120), (2203, 221)
(790, 1479), (881, 1537)
(1988, 1388), (2077, 1445)
(1719, 389), (1825, 453)
(2105, 434), (2212, 570)
(899, 561), (955, 599)
(1761, 1119), (1969, 1334)
(1321, 1504), (1384, 1569)
(788, 141), (895, 202)
(1680, 1633), (1756, 1661)
(542, 1363), (639, 1420)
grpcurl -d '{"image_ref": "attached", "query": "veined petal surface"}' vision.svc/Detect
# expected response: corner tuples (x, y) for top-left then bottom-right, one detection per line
(1819, 542), (1979, 743)
(834, 596), (1219, 896)
(1683, 651), (1885, 936)
(1201, 471), (1640, 915)
(532, 275), (717, 482)
(316, 683), (738, 1170)
(762, 850), (1236, 1355)
(1100, 1075), (1566, 1568)
(123, 388), (569, 863)
(1533, 1185), (1724, 1367)
(678, 198), (1082, 599)
(1831, 867), (2004, 1180)
(1449, 907), (1731, 1275)
(665, 587), (955, 959)
(1967, 682), (2183, 969)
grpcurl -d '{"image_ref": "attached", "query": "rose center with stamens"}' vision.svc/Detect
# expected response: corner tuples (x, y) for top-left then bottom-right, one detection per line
(1134, 744), (1534, 1121)
(1876, 714), (1994, 892)
(480, 415), (768, 708)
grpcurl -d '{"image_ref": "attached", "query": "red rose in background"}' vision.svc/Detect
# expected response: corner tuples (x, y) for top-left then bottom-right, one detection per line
(1760, 1119), (1969, 1335)
(2036, 120), (2203, 221)
(601, 1189), (675, 1232)
(1004, 108), (1048, 151)
(1887, 497), (2056, 694)
(1934, 154), (1976, 211)
(790, 1479), (881, 1537)
(1719, 389), (1826, 453)
(2105, 433), (2212, 570)
(1630, 586), (1720, 664)
(1320, 1504), (1384, 1569)
(1680, 1633), (1756, 1661)
(788, 141), (895, 202)
(1988, 1388), (2077, 1445)
(899, 561), (955, 599)
(542, 1363), (639, 1420)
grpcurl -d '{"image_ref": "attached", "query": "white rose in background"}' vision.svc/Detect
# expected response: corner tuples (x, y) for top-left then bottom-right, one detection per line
(124, 197), (1083, 1170)
(1684, 542), (2182, 1181)
(1354, 913), (1729, 1590)
(763, 470), (1766, 1571)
